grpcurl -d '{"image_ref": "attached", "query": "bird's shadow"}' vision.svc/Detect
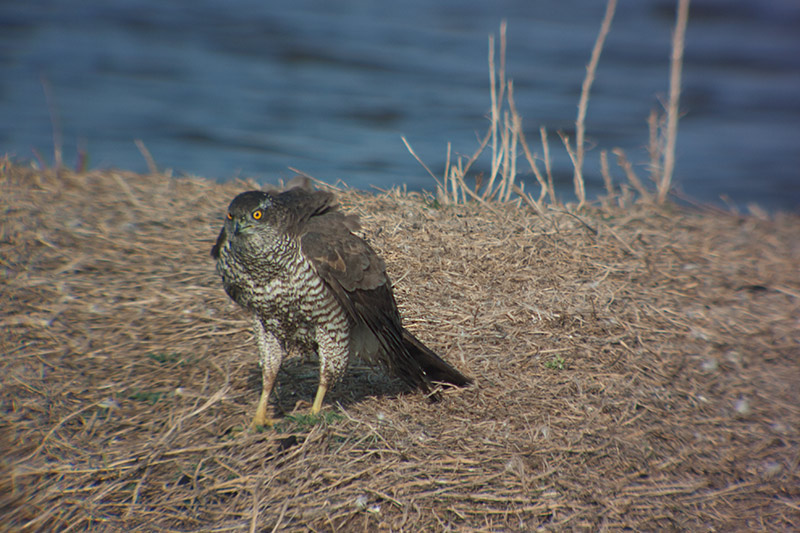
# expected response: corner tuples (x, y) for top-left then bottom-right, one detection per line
(246, 356), (414, 417)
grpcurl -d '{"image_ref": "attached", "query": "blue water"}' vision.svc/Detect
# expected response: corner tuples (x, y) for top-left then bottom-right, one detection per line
(2, 0), (799, 211)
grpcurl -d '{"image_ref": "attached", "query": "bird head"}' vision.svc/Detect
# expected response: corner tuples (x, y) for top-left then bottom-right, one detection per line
(212, 186), (336, 261)
(226, 191), (272, 233)
(220, 191), (285, 254)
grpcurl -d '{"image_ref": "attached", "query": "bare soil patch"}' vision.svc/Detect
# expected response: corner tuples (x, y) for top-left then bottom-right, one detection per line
(2, 162), (798, 531)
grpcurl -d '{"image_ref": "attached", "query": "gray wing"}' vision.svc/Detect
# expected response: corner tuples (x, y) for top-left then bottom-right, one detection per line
(299, 211), (428, 383)
(300, 209), (471, 390)
(300, 211), (400, 328)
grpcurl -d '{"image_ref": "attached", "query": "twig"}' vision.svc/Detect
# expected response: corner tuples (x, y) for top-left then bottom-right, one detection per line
(401, 137), (441, 188)
(14, 401), (102, 465)
(512, 183), (545, 216)
(647, 109), (662, 185)
(600, 149), (615, 197)
(40, 74), (63, 169)
(450, 171), (503, 215)
(507, 84), (548, 203)
(270, 501), (289, 533)
(505, 108), (520, 203)
(613, 148), (652, 202)
(287, 167), (346, 192)
(602, 224), (641, 257)
(484, 34), (501, 199)
(573, 0), (618, 208)
(250, 483), (259, 533)
(111, 172), (144, 208)
(135, 139), (159, 175)
(553, 207), (598, 236)
(444, 141), (453, 202)
(558, 131), (580, 198)
(659, 0), (690, 203)
(540, 127), (556, 205)
(459, 128), (492, 192)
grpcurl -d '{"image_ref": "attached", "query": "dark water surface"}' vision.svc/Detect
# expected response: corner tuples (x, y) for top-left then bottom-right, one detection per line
(2, 0), (799, 211)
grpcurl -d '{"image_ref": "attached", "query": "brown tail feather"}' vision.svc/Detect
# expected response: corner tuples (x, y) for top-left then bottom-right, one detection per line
(401, 329), (472, 388)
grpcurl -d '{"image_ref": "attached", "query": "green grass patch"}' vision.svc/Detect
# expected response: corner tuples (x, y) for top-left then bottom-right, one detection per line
(544, 355), (566, 371)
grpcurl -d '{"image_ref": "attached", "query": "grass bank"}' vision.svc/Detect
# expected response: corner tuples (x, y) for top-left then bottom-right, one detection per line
(2, 162), (798, 530)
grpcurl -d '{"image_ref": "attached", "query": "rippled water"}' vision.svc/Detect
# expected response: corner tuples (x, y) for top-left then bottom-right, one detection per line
(2, 0), (798, 210)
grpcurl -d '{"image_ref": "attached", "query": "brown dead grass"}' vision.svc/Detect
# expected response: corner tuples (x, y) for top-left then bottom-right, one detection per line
(1, 161), (799, 531)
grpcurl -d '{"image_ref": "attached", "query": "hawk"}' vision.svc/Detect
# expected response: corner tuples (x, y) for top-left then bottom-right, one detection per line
(211, 185), (471, 428)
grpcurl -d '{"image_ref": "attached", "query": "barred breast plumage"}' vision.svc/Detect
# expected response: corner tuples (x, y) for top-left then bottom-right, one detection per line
(211, 184), (471, 428)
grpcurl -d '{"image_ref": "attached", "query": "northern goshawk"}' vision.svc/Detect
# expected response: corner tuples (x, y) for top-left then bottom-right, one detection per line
(211, 185), (471, 428)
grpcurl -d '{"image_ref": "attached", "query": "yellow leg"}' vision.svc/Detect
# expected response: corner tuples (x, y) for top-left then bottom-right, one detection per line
(310, 382), (328, 415)
(250, 317), (283, 430)
(251, 356), (279, 430)
(251, 388), (277, 429)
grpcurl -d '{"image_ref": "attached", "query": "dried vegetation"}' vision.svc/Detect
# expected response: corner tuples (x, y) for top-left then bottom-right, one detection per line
(2, 161), (798, 531)
(3, 2), (798, 530)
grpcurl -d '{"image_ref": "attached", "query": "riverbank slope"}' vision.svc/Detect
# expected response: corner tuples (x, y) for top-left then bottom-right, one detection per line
(2, 163), (798, 530)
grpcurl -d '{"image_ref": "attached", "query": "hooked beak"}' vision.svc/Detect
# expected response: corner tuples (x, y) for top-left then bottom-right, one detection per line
(231, 219), (252, 237)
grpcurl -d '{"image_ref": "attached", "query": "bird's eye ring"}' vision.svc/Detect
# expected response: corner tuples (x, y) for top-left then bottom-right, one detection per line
(252, 210), (263, 220)
(226, 212), (233, 220)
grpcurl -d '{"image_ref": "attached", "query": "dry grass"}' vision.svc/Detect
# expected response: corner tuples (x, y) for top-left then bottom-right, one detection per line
(2, 161), (798, 531)
(407, 0), (689, 210)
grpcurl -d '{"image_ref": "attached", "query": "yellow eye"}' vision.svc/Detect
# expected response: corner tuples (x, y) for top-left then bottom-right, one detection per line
(226, 212), (233, 220)
(252, 210), (263, 220)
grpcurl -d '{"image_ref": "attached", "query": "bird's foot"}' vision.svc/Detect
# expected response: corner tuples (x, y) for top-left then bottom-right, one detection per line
(251, 394), (277, 430)
(250, 413), (278, 431)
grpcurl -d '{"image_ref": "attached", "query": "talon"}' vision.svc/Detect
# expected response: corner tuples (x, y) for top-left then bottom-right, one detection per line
(250, 415), (277, 431)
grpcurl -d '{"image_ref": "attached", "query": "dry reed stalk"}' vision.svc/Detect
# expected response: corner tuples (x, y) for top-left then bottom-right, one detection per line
(507, 84), (548, 206)
(409, 8), (645, 210)
(400, 136), (440, 192)
(39, 75), (63, 170)
(572, 0), (618, 208)
(647, 109), (663, 184)
(483, 22), (508, 201)
(404, 22), (522, 208)
(540, 126), (556, 205)
(444, 141), (456, 203)
(659, 0), (690, 203)
(135, 139), (159, 175)
(600, 149), (615, 198)
(612, 148), (653, 202)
